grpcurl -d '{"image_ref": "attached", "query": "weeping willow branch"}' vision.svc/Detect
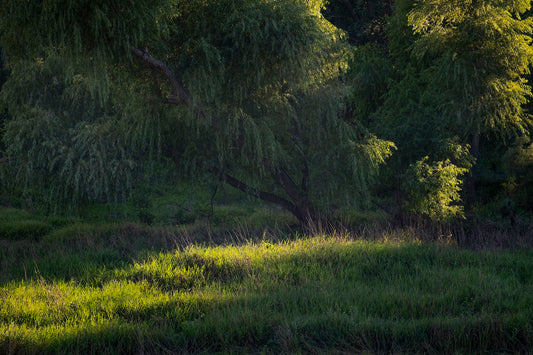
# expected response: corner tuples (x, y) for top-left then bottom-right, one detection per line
(130, 48), (209, 124)
(221, 171), (304, 222)
(131, 47), (320, 224)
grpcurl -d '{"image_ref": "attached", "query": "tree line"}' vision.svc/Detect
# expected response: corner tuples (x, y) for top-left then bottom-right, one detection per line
(0, 0), (532, 226)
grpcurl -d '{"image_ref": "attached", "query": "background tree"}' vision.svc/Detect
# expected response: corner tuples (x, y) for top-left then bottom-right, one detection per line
(406, 0), (533, 209)
(345, 0), (533, 221)
(0, 53), (170, 211)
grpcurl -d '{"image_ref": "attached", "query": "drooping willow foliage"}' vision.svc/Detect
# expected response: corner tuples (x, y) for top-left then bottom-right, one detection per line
(0, 0), (395, 219)
(155, 0), (394, 212)
(0, 54), (169, 212)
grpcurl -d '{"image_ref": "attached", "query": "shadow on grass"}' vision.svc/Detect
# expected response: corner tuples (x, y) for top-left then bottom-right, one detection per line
(3, 288), (532, 354)
(1, 236), (533, 354)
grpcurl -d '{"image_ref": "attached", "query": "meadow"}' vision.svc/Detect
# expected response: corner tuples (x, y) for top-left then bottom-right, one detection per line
(0, 206), (532, 354)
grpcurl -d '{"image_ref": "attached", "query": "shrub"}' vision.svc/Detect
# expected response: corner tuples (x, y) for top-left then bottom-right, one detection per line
(0, 220), (52, 240)
(0, 207), (32, 222)
(404, 157), (467, 222)
(333, 208), (387, 227)
(42, 222), (119, 243)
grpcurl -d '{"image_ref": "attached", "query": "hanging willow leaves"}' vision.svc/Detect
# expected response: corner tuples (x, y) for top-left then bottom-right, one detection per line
(0, 54), (166, 211)
(0, 0), (394, 222)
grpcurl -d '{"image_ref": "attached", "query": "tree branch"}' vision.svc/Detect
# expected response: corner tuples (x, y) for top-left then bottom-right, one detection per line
(131, 48), (314, 224)
(221, 172), (304, 221)
(130, 48), (208, 123)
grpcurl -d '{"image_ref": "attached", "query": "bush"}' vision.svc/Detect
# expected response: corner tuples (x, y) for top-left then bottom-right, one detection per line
(44, 216), (82, 228)
(333, 208), (387, 227)
(236, 209), (298, 229)
(42, 223), (119, 243)
(0, 220), (52, 240)
(0, 207), (32, 222)
(404, 157), (467, 222)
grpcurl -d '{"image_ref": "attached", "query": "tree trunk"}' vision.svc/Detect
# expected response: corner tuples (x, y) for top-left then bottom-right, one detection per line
(466, 127), (480, 211)
(131, 48), (320, 226)
(220, 170), (315, 226)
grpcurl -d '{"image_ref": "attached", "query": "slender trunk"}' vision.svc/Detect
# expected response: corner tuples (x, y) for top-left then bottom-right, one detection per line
(466, 127), (480, 211)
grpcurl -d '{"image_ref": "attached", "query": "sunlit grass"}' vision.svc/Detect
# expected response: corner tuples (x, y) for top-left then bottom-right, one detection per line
(0, 207), (532, 353)
(1, 230), (532, 353)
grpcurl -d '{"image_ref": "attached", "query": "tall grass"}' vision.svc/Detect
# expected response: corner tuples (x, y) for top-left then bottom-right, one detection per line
(1, 210), (532, 354)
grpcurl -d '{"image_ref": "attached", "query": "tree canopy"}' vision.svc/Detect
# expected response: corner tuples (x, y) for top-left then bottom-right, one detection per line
(1, 0), (532, 225)
(0, 0), (394, 223)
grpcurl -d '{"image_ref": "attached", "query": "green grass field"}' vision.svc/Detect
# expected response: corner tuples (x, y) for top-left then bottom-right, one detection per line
(1, 207), (532, 354)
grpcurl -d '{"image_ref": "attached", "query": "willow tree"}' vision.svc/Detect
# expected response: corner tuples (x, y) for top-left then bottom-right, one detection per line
(0, 0), (393, 223)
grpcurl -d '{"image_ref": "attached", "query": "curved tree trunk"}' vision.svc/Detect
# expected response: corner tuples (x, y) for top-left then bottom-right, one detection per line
(221, 170), (316, 226)
(131, 48), (321, 227)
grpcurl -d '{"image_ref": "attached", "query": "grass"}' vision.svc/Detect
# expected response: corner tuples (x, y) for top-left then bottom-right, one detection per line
(0, 207), (532, 353)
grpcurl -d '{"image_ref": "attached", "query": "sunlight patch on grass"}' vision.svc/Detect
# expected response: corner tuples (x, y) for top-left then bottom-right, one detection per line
(1, 232), (532, 353)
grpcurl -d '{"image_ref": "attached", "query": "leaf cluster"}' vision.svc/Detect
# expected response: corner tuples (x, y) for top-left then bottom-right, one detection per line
(404, 157), (467, 222)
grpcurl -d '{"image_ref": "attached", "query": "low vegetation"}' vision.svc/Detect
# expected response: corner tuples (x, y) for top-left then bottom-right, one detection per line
(1, 207), (531, 354)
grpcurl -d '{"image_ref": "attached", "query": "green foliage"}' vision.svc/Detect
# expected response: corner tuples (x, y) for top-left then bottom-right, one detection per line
(333, 208), (387, 226)
(236, 209), (298, 229)
(42, 222), (122, 243)
(0, 53), (173, 211)
(0, 207), (32, 222)
(501, 136), (533, 211)
(0, 49), (9, 195)
(3, 0), (531, 222)
(0, 220), (52, 240)
(0, 0), (174, 97)
(404, 157), (468, 222)
(161, 0), (373, 201)
(355, 0), (533, 219)
(345, 44), (392, 125)
(407, 0), (533, 137)
(0, 0), (395, 220)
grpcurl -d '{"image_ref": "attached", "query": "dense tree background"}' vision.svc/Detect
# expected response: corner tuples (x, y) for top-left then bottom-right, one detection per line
(339, 0), (533, 222)
(0, 0), (532, 227)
